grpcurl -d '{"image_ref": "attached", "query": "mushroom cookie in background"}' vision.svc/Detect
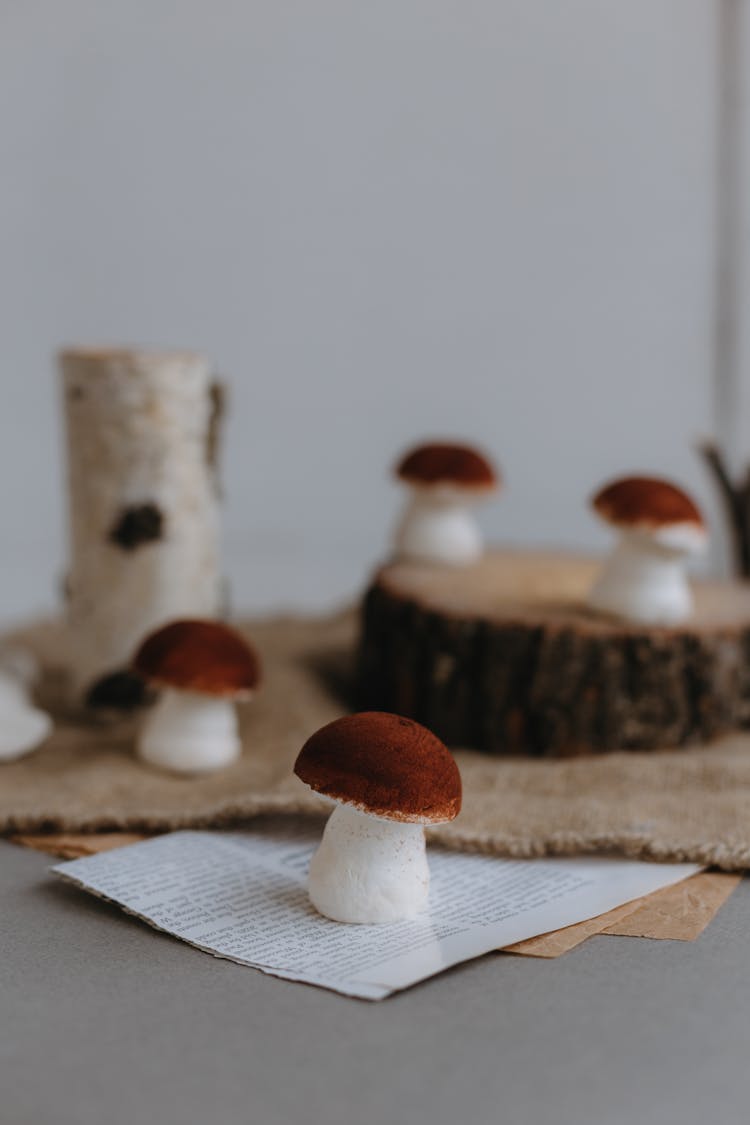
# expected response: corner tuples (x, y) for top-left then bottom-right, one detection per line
(393, 441), (500, 565)
(132, 620), (261, 774)
(0, 647), (52, 762)
(587, 476), (707, 625)
(293, 712), (462, 924)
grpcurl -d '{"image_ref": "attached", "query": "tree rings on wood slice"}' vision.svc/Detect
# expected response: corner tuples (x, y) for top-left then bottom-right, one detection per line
(358, 549), (750, 756)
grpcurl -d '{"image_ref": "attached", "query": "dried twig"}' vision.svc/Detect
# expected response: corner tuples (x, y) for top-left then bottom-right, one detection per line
(700, 441), (750, 576)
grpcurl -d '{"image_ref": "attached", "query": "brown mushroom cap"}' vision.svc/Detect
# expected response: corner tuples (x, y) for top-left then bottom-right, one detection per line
(294, 711), (462, 824)
(133, 620), (261, 698)
(395, 442), (498, 491)
(592, 476), (705, 531)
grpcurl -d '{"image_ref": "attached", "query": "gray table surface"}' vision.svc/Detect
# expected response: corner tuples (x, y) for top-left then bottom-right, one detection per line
(3, 839), (749, 1125)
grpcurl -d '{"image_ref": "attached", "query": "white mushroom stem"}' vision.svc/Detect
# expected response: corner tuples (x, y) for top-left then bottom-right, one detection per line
(395, 490), (482, 565)
(308, 803), (430, 924)
(137, 689), (240, 774)
(61, 348), (223, 700)
(0, 645), (40, 690)
(0, 674), (52, 762)
(587, 530), (701, 625)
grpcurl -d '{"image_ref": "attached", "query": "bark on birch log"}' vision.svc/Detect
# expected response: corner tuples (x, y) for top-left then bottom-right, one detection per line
(60, 347), (223, 704)
(358, 550), (750, 756)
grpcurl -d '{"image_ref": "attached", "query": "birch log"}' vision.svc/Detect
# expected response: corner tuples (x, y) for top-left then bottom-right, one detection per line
(61, 348), (223, 704)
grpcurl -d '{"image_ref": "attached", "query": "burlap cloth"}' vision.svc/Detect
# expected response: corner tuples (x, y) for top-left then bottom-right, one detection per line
(3, 610), (750, 871)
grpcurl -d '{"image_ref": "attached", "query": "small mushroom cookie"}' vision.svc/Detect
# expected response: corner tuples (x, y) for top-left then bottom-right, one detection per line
(294, 711), (462, 924)
(0, 703), (51, 761)
(587, 476), (707, 625)
(393, 441), (500, 565)
(0, 658), (51, 762)
(132, 619), (261, 774)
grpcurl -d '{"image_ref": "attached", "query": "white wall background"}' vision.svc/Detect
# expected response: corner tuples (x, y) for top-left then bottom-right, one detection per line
(0, 0), (743, 623)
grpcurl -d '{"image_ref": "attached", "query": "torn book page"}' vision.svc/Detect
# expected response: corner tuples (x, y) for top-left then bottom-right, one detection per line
(53, 819), (701, 1000)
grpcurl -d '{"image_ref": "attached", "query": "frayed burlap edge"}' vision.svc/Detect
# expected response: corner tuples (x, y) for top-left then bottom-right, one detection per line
(2, 609), (750, 871)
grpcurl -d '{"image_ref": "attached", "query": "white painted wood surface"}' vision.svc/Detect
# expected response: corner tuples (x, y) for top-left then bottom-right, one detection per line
(0, 0), (743, 621)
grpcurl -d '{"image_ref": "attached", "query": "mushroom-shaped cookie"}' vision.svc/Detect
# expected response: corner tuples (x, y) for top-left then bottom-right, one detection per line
(393, 442), (499, 565)
(133, 620), (261, 774)
(0, 664), (51, 762)
(294, 712), (462, 924)
(587, 476), (707, 625)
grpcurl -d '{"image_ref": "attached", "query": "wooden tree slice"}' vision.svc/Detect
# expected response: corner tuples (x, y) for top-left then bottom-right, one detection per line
(358, 549), (750, 756)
